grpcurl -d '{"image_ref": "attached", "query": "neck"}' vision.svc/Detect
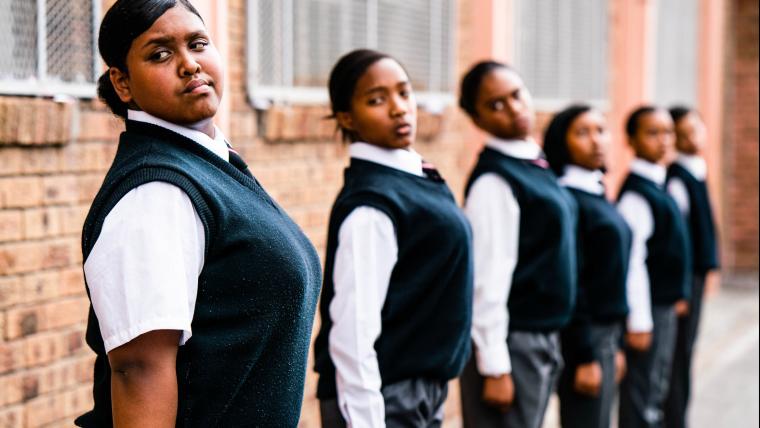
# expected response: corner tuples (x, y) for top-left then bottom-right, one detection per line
(186, 118), (215, 138)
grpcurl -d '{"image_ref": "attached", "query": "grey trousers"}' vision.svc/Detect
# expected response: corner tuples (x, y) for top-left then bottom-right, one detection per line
(320, 378), (448, 428)
(460, 331), (563, 428)
(665, 275), (706, 428)
(619, 304), (678, 428)
(558, 323), (622, 428)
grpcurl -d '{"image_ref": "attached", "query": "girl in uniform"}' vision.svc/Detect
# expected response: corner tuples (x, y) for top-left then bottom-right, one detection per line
(313, 49), (474, 427)
(76, 1), (321, 426)
(458, 60), (577, 428)
(617, 106), (691, 428)
(543, 105), (632, 428)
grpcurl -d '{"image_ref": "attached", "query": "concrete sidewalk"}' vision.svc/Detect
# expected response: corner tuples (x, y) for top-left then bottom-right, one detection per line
(541, 285), (760, 428)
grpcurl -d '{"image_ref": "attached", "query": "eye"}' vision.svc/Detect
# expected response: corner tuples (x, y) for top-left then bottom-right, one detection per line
(490, 100), (505, 112)
(399, 88), (411, 98)
(150, 50), (171, 61)
(367, 96), (385, 106)
(190, 39), (209, 50)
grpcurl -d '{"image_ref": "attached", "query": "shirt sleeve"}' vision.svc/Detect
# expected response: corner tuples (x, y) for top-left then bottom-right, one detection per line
(83, 182), (205, 353)
(464, 173), (520, 376)
(617, 191), (654, 333)
(667, 177), (691, 217)
(329, 206), (397, 428)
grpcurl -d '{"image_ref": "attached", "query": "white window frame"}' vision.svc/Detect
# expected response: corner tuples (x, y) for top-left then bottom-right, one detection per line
(509, 0), (610, 111)
(246, 0), (456, 113)
(0, 0), (100, 98)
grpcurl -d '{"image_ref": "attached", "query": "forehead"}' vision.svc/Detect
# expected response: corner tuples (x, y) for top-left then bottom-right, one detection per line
(639, 109), (672, 128)
(478, 68), (523, 98)
(354, 58), (409, 92)
(571, 110), (604, 127)
(134, 6), (206, 44)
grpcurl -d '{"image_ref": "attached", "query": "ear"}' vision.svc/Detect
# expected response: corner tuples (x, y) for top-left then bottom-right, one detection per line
(109, 67), (133, 104)
(335, 111), (355, 132)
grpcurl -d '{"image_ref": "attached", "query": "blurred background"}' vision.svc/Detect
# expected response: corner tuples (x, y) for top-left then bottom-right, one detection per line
(0, 0), (757, 426)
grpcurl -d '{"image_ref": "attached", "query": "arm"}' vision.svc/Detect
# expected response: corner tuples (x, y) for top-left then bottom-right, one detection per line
(329, 207), (396, 428)
(617, 192), (654, 349)
(464, 174), (520, 409)
(84, 182), (204, 425)
(109, 330), (181, 428)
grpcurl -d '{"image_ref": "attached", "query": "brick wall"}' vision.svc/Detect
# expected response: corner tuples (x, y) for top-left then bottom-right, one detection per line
(723, 0), (759, 283)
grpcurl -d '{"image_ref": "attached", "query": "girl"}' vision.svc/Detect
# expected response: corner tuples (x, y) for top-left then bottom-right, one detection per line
(76, 1), (321, 426)
(617, 106), (691, 428)
(665, 106), (719, 428)
(543, 105), (632, 428)
(313, 49), (473, 427)
(458, 60), (577, 428)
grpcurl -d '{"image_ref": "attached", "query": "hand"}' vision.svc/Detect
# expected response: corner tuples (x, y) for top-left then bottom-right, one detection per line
(482, 373), (514, 412)
(614, 350), (627, 384)
(625, 331), (653, 352)
(675, 299), (690, 317)
(574, 361), (603, 397)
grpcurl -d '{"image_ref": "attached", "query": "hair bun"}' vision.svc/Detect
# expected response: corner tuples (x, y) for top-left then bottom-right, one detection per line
(97, 70), (128, 119)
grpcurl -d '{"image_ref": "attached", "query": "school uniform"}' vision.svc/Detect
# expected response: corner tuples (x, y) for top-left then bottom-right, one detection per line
(664, 154), (719, 428)
(459, 139), (577, 428)
(555, 166), (632, 428)
(313, 142), (473, 427)
(617, 158), (692, 428)
(76, 111), (322, 428)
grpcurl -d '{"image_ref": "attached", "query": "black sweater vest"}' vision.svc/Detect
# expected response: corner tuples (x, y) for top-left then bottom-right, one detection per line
(667, 163), (720, 275)
(465, 147), (577, 332)
(76, 122), (321, 428)
(314, 158), (473, 400)
(619, 173), (691, 305)
(561, 188), (632, 365)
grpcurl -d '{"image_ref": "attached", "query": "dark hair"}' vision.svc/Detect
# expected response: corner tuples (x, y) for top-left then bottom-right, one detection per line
(669, 105), (701, 125)
(543, 104), (593, 176)
(625, 105), (660, 137)
(458, 60), (515, 118)
(97, 0), (203, 119)
(328, 49), (398, 142)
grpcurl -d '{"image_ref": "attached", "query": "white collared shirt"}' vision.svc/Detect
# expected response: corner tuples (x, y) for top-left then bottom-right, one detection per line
(616, 158), (668, 333)
(84, 111), (229, 353)
(559, 165), (605, 195)
(464, 137), (541, 376)
(667, 154), (708, 216)
(330, 142), (423, 428)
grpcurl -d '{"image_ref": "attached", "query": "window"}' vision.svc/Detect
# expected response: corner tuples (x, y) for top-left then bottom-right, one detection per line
(653, 0), (699, 106)
(247, 0), (455, 108)
(512, 0), (609, 107)
(0, 0), (99, 97)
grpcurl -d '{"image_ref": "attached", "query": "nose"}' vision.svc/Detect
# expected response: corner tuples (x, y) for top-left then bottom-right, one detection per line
(179, 50), (201, 76)
(505, 97), (523, 116)
(390, 94), (408, 117)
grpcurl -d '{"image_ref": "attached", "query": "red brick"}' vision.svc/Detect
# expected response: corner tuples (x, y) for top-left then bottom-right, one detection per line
(59, 205), (88, 236)
(59, 268), (84, 298)
(0, 377), (24, 409)
(24, 390), (66, 427)
(42, 298), (89, 331)
(0, 341), (24, 375)
(23, 207), (62, 240)
(0, 276), (21, 309)
(23, 332), (65, 368)
(0, 210), (23, 242)
(0, 148), (23, 177)
(77, 111), (122, 142)
(5, 305), (44, 339)
(20, 148), (61, 175)
(0, 176), (43, 209)
(20, 271), (60, 305)
(0, 241), (44, 276)
(41, 175), (79, 206)
(76, 174), (106, 203)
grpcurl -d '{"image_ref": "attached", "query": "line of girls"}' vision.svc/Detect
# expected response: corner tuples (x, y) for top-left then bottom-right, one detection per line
(76, 1), (717, 427)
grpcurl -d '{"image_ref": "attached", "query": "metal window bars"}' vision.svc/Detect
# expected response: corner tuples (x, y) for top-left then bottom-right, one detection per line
(0, 0), (99, 98)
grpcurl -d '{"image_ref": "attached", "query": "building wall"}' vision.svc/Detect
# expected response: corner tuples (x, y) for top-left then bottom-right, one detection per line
(0, 0), (755, 426)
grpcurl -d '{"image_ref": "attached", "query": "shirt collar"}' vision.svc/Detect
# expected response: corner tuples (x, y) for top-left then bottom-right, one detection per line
(675, 153), (707, 180)
(630, 158), (667, 186)
(559, 165), (605, 195)
(349, 142), (424, 177)
(485, 137), (542, 160)
(127, 110), (230, 162)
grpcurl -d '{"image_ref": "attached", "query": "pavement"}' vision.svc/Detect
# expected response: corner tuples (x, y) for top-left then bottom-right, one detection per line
(538, 284), (760, 428)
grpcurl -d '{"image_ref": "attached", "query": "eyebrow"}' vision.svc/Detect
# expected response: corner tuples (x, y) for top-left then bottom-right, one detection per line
(141, 31), (208, 49)
(362, 80), (410, 96)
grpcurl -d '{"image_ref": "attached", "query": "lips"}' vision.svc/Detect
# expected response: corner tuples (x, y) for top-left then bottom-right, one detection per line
(395, 122), (413, 137)
(184, 78), (211, 94)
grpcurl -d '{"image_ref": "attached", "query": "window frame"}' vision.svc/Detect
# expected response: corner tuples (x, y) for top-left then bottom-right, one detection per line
(246, 0), (456, 112)
(0, 0), (100, 98)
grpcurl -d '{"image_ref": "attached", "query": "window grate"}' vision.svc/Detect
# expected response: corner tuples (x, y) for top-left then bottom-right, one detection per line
(0, 0), (97, 97)
(654, 0), (699, 106)
(513, 0), (609, 103)
(248, 0), (455, 106)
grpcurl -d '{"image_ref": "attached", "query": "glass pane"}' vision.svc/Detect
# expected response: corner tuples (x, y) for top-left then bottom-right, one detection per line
(46, 0), (94, 83)
(0, 0), (38, 80)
